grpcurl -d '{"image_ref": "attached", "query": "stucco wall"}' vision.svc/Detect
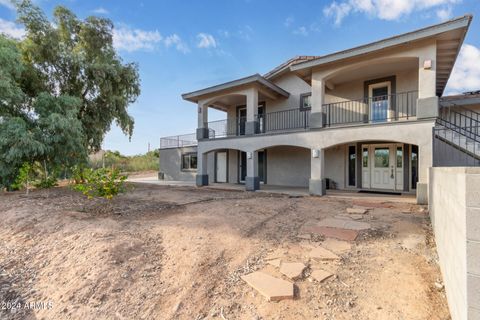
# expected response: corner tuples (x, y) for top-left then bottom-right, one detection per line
(159, 146), (214, 182)
(267, 73), (312, 112)
(266, 146), (310, 187)
(429, 167), (480, 320)
(325, 145), (346, 189)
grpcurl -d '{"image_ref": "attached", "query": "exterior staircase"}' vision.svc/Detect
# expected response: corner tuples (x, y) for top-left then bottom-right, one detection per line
(434, 105), (480, 166)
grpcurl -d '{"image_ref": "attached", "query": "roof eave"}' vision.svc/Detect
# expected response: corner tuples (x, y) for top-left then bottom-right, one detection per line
(181, 74), (289, 103)
(290, 15), (472, 72)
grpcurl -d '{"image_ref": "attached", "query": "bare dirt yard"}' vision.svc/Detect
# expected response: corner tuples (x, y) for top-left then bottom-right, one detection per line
(0, 183), (449, 320)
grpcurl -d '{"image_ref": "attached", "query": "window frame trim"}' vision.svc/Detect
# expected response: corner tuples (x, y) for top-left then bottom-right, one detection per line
(299, 92), (312, 111)
(181, 152), (198, 171)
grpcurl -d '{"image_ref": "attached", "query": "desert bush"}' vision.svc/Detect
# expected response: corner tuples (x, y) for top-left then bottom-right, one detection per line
(73, 168), (128, 199)
(89, 150), (158, 173)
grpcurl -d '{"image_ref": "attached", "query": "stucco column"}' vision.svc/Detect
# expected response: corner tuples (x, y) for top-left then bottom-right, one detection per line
(196, 102), (209, 140)
(245, 88), (259, 135)
(196, 152), (209, 186)
(416, 142), (433, 204)
(417, 42), (439, 119)
(309, 148), (326, 196)
(310, 73), (326, 128)
(245, 151), (259, 191)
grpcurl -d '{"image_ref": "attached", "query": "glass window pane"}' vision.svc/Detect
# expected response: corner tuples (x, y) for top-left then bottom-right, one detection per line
(396, 147), (403, 168)
(362, 148), (368, 167)
(348, 146), (356, 186)
(182, 155), (190, 169)
(190, 155), (197, 169)
(301, 94), (311, 109)
(411, 145), (418, 189)
(374, 148), (389, 167)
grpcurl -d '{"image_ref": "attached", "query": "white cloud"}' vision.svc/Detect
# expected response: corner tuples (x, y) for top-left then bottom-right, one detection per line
(113, 25), (162, 52)
(284, 16), (294, 27)
(445, 44), (480, 95)
(196, 33), (217, 49)
(164, 34), (190, 53)
(436, 6), (453, 20)
(0, 0), (15, 10)
(293, 26), (308, 36)
(0, 18), (25, 39)
(323, 0), (460, 25)
(93, 7), (109, 15)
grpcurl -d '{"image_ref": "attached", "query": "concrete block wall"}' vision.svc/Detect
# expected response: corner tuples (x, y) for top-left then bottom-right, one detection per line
(429, 167), (480, 320)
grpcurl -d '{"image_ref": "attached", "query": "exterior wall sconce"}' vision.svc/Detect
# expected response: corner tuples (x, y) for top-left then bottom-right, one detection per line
(312, 149), (320, 158)
(247, 152), (253, 159)
(423, 59), (432, 70)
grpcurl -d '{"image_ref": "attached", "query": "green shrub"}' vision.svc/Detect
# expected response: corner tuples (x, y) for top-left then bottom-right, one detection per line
(73, 168), (128, 199)
(34, 175), (58, 189)
(11, 163), (34, 193)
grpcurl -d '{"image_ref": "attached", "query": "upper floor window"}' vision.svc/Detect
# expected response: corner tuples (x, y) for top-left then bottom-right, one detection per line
(300, 93), (311, 110)
(181, 153), (197, 170)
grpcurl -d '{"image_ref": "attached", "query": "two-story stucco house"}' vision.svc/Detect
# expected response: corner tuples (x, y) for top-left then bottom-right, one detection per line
(159, 15), (479, 204)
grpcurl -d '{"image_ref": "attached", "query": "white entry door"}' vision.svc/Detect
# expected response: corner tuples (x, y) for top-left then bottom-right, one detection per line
(216, 152), (227, 183)
(371, 145), (395, 189)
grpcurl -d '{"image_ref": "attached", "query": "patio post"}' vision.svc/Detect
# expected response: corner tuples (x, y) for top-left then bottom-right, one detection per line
(196, 152), (209, 186)
(309, 148), (326, 196)
(245, 151), (259, 191)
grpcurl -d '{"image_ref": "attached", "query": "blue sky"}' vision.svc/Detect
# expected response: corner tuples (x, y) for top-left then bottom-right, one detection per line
(1, 0), (480, 155)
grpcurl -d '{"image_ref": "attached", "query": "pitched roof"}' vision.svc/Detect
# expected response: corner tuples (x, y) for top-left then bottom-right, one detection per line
(181, 73), (290, 103)
(263, 56), (320, 79)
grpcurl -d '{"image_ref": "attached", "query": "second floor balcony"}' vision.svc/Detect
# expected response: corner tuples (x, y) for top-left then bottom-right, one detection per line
(205, 90), (419, 139)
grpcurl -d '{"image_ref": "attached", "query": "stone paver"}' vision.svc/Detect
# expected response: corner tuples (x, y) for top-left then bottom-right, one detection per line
(265, 249), (287, 261)
(241, 271), (294, 301)
(322, 238), (352, 253)
(303, 226), (359, 241)
(279, 262), (306, 280)
(347, 208), (368, 214)
(311, 269), (334, 282)
(317, 217), (371, 231)
(267, 259), (281, 267)
(309, 246), (340, 260)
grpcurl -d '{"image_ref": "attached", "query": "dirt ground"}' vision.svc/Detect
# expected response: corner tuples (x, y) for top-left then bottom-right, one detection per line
(0, 183), (449, 320)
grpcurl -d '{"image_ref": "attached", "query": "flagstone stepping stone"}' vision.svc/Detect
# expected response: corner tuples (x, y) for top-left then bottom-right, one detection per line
(317, 217), (371, 231)
(267, 259), (281, 267)
(335, 214), (363, 221)
(265, 249), (287, 261)
(311, 269), (334, 282)
(303, 226), (359, 241)
(322, 238), (352, 253)
(309, 246), (340, 260)
(279, 262), (306, 280)
(347, 208), (368, 214)
(241, 271), (294, 301)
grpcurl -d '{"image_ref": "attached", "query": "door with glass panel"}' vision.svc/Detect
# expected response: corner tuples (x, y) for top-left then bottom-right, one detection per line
(369, 82), (391, 123)
(371, 145), (395, 189)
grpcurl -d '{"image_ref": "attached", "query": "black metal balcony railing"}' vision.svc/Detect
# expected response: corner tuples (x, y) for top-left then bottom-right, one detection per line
(201, 91), (418, 140)
(160, 133), (197, 149)
(323, 91), (418, 127)
(260, 108), (310, 133)
(207, 117), (246, 138)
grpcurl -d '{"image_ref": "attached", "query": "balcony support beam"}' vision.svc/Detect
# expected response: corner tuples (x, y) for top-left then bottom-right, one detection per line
(245, 151), (259, 191)
(310, 74), (326, 128)
(196, 152), (209, 187)
(246, 88), (259, 135)
(309, 148), (326, 196)
(197, 102), (209, 140)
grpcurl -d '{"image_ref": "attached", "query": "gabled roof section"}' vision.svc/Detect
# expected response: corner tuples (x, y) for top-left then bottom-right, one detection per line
(441, 91), (480, 107)
(291, 15), (472, 72)
(181, 74), (290, 103)
(263, 56), (320, 80)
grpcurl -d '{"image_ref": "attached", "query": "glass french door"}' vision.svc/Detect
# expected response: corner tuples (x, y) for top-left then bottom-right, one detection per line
(369, 82), (391, 123)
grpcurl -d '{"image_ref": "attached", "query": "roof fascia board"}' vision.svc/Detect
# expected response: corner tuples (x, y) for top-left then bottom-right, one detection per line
(291, 16), (471, 72)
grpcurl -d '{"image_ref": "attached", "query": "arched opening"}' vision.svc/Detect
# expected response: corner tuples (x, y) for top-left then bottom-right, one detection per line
(323, 140), (419, 193)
